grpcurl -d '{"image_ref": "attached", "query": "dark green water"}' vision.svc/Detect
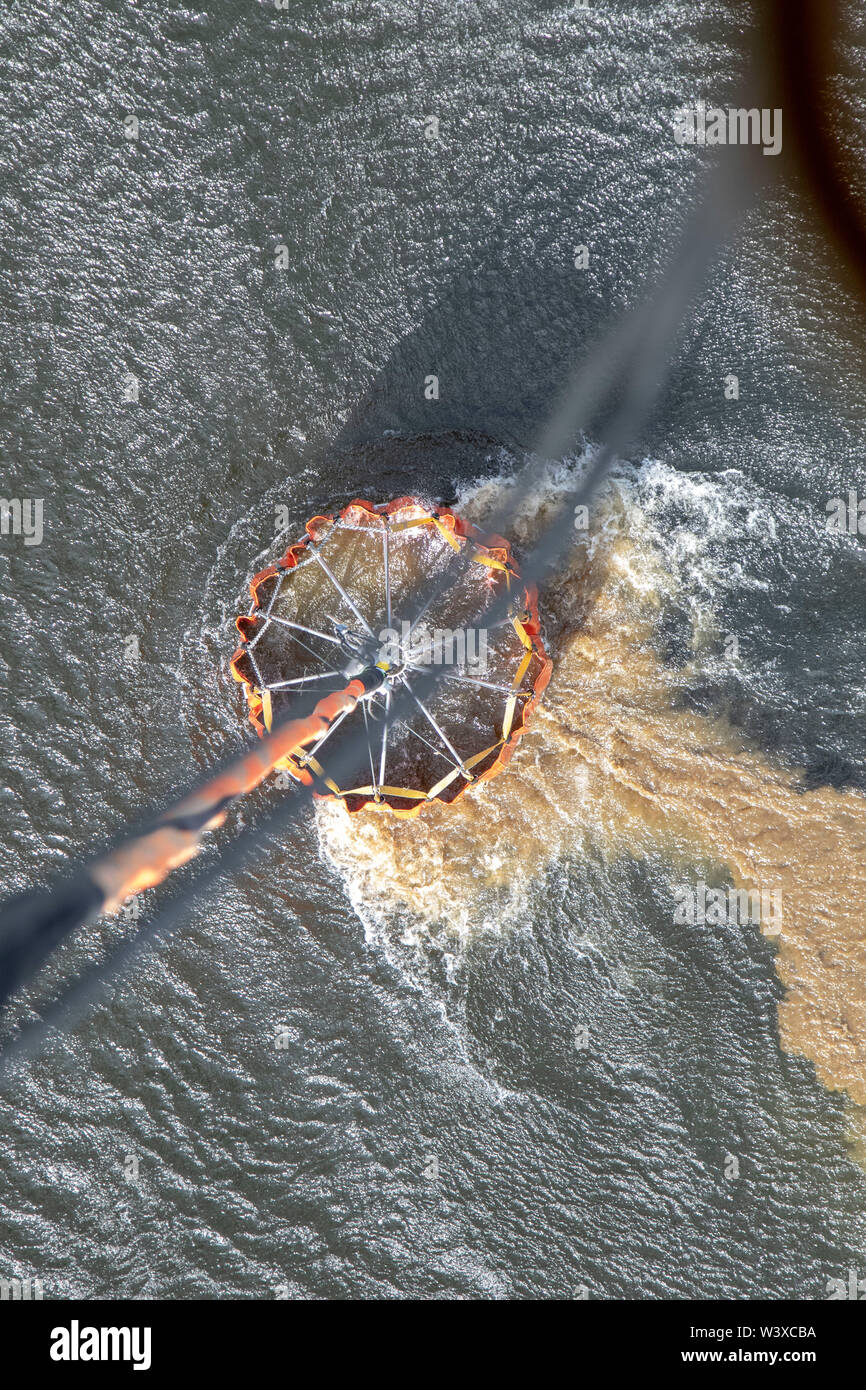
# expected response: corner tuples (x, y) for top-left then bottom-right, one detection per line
(1, 0), (865, 1298)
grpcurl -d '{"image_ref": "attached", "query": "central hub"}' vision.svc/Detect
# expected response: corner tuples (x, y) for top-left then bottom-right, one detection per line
(336, 625), (370, 660)
(332, 621), (383, 678)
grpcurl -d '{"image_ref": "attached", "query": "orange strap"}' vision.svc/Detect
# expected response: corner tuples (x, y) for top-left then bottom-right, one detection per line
(91, 680), (365, 913)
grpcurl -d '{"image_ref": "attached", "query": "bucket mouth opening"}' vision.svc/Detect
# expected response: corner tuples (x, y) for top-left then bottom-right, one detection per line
(230, 498), (552, 817)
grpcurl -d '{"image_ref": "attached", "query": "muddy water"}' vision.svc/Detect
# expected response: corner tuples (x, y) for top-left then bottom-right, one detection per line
(319, 464), (866, 1145)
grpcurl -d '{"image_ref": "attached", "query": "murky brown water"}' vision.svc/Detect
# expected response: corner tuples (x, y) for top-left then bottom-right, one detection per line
(320, 470), (866, 1151)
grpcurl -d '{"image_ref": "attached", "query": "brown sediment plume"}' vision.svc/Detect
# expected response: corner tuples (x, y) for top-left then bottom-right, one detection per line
(317, 474), (866, 1136)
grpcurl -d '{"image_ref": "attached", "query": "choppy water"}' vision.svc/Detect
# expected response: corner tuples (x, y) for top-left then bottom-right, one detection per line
(1, 0), (866, 1299)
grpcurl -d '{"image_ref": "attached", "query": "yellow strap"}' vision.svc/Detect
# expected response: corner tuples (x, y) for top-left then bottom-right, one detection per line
(502, 695), (518, 740)
(389, 515), (461, 552)
(464, 738), (504, 769)
(261, 688), (273, 731)
(388, 516), (512, 573)
(425, 739), (505, 799)
(511, 648), (533, 690)
(304, 755), (341, 796)
(427, 766), (465, 799)
(432, 517), (462, 551)
(314, 740), (507, 801)
(473, 551), (510, 575)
